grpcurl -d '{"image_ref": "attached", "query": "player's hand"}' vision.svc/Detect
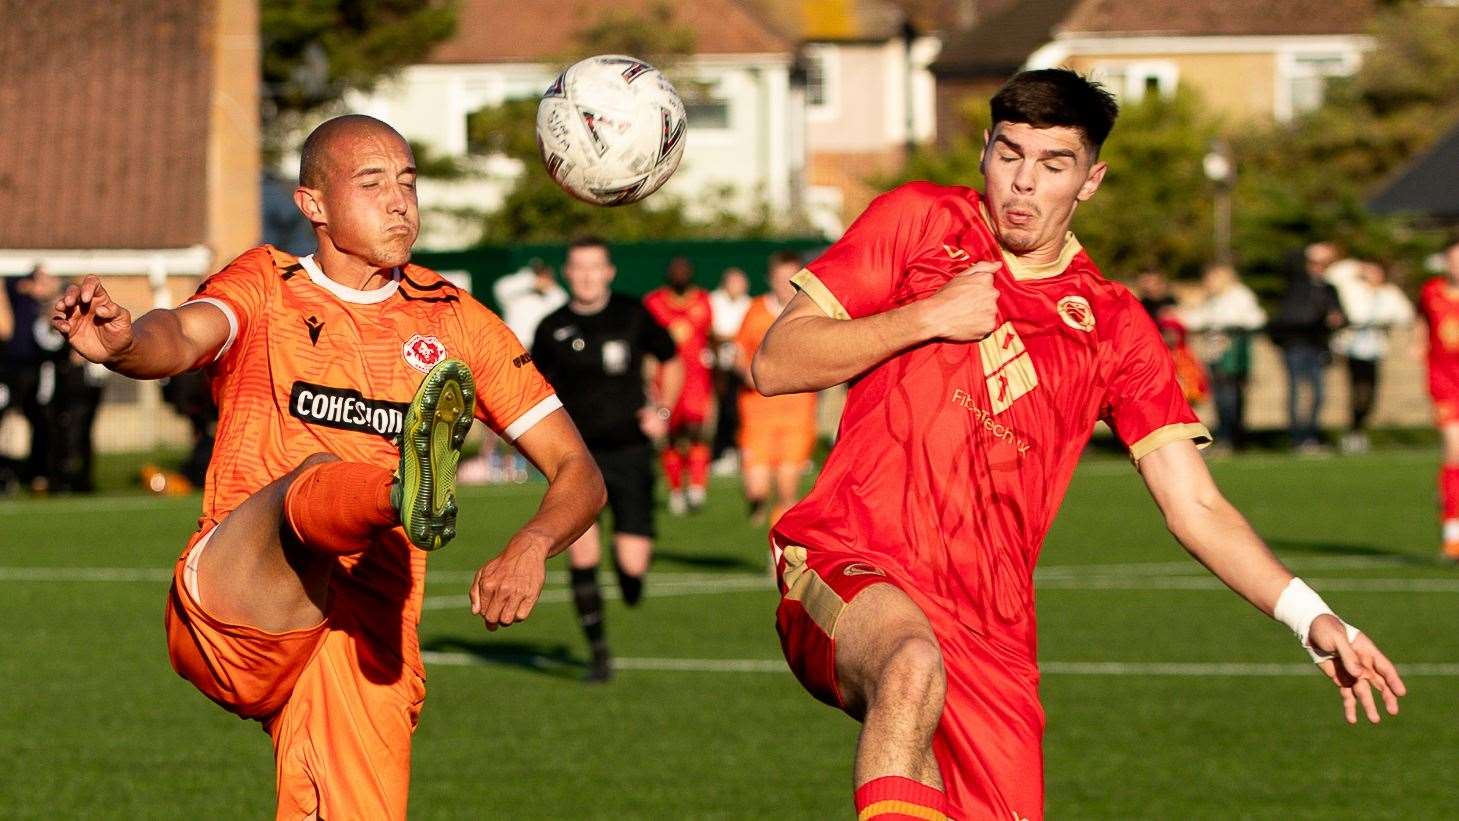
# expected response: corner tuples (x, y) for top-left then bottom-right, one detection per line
(1310, 615), (1406, 725)
(638, 406), (669, 441)
(916, 261), (1000, 342)
(469, 531), (550, 631)
(50, 275), (134, 365)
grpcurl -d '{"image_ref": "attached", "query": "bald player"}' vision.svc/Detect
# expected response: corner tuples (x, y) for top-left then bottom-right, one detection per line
(51, 115), (606, 819)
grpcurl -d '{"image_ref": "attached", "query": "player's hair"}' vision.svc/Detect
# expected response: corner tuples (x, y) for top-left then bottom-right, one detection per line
(567, 235), (611, 258)
(990, 69), (1119, 155)
(298, 114), (406, 189)
(768, 249), (803, 269)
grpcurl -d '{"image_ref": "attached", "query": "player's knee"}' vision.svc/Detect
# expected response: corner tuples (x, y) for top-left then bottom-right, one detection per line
(297, 452), (341, 471)
(875, 635), (945, 714)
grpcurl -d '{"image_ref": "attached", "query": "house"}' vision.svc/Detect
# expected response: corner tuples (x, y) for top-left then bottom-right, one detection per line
(341, 0), (799, 249)
(1371, 122), (1459, 224)
(744, 0), (945, 231)
(933, 0), (1376, 143)
(0, 0), (261, 451)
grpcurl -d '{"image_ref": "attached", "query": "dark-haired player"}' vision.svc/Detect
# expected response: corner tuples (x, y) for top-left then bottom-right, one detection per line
(51, 114), (605, 819)
(754, 70), (1405, 821)
(645, 257), (714, 513)
(533, 237), (684, 681)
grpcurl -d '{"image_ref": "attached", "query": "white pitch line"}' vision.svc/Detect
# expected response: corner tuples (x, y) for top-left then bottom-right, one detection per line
(421, 576), (771, 611)
(0, 567), (173, 582)
(0, 496), (199, 515)
(420, 651), (1459, 677)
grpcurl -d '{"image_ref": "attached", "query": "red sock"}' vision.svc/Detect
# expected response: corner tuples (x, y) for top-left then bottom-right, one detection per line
(662, 447), (684, 491)
(1442, 465), (1459, 521)
(687, 442), (711, 489)
(854, 776), (948, 820)
(283, 462), (396, 555)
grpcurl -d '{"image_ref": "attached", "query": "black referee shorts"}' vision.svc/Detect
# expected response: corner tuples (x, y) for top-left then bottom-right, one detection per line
(591, 443), (656, 539)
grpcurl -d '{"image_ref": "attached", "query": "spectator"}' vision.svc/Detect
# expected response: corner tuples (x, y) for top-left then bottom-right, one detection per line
(1330, 261), (1414, 453)
(708, 266), (752, 467)
(4, 265), (69, 490)
(1270, 242), (1346, 452)
(1135, 270), (1177, 320)
(0, 277), (15, 491)
(1183, 263), (1266, 451)
(493, 258), (566, 346)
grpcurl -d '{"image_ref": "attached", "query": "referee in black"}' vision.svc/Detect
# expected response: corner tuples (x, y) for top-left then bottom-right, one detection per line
(532, 236), (684, 682)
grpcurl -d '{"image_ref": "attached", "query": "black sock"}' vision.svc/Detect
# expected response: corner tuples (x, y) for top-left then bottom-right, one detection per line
(614, 560), (645, 607)
(569, 566), (607, 651)
(747, 497), (767, 518)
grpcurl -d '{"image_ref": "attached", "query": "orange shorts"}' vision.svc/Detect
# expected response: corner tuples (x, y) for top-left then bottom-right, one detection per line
(165, 527), (425, 820)
(1436, 399), (1459, 426)
(739, 418), (815, 471)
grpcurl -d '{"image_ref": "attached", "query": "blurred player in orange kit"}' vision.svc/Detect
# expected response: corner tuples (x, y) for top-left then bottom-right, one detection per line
(49, 114), (605, 820)
(735, 251), (817, 527)
(644, 257), (714, 514)
(753, 70), (1405, 821)
(1419, 234), (1459, 559)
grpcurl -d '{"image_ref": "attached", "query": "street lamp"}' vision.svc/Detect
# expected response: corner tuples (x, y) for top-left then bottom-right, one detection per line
(1204, 140), (1235, 265)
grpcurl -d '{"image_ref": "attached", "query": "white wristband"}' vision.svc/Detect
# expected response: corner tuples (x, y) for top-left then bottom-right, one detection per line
(1273, 577), (1348, 663)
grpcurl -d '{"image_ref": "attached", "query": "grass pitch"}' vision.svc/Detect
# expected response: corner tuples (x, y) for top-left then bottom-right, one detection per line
(1, 448), (1455, 818)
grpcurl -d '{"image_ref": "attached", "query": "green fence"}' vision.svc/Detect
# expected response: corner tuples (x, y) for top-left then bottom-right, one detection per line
(413, 238), (828, 311)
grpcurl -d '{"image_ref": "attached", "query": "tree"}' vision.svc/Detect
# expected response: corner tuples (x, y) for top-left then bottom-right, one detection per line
(260, 0), (457, 150)
(1230, 1), (1459, 275)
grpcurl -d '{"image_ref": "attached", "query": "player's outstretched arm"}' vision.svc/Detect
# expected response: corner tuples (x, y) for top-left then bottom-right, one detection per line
(50, 275), (229, 379)
(1137, 439), (1406, 724)
(468, 409), (606, 631)
(753, 262), (1000, 395)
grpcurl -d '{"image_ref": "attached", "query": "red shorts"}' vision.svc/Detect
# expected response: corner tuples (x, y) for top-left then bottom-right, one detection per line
(774, 542), (1045, 821)
(670, 370), (713, 432)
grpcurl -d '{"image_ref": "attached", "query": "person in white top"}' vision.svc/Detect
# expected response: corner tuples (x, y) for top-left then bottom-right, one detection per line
(1330, 261), (1414, 452)
(493, 259), (567, 346)
(708, 267), (753, 466)
(1182, 263), (1266, 451)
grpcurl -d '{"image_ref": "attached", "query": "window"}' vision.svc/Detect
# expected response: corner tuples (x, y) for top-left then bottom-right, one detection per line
(1090, 61), (1178, 103)
(684, 98), (731, 130)
(1286, 54), (1349, 116)
(801, 44), (837, 119)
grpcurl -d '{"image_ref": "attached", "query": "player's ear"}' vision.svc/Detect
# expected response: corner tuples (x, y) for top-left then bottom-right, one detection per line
(606, 264), (617, 283)
(293, 187), (327, 226)
(1076, 159), (1108, 203)
(979, 128), (991, 176)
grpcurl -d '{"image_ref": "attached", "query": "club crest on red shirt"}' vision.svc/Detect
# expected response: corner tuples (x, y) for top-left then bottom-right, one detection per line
(402, 334), (447, 373)
(1056, 296), (1095, 333)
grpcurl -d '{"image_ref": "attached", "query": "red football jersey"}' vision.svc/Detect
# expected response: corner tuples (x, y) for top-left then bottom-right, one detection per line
(644, 286), (714, 402)
(773, 183), (1208, 656)
(1420, 277), (1459, 401)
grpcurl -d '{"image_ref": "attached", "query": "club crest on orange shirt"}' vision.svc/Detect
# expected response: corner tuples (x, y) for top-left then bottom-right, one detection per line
(403, 334), (448, 373)
(1056, 295), (1095, 333)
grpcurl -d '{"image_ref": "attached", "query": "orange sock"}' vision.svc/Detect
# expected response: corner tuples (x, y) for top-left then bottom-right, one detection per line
(661, 447), (684, 491)
(854, 776), (948, 821)
(687, 442), (710, 489)
(283, 462), (396, 555)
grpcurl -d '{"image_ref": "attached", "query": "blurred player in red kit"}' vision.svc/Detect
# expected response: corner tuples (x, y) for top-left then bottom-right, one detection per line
(644, 256), (714, 514)
(753, 70), (1405, 821)
(1419, 234), (1459, 559)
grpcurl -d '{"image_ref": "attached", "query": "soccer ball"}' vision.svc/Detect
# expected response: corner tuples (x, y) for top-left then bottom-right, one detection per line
(535, 54), (687, 207)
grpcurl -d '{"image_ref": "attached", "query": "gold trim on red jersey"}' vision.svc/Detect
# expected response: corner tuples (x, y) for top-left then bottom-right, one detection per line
(790, 269), (851, 321)
(1129, 422), (1213, 462)
(976, 203), (1083, 281)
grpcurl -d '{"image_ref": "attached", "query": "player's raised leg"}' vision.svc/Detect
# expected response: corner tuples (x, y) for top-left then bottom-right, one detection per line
(197, 357), (475, 632)
(833, 584), (950, 819)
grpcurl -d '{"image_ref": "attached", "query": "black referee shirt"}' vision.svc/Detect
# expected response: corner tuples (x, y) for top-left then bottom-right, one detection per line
(532, 293), (678, 450)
